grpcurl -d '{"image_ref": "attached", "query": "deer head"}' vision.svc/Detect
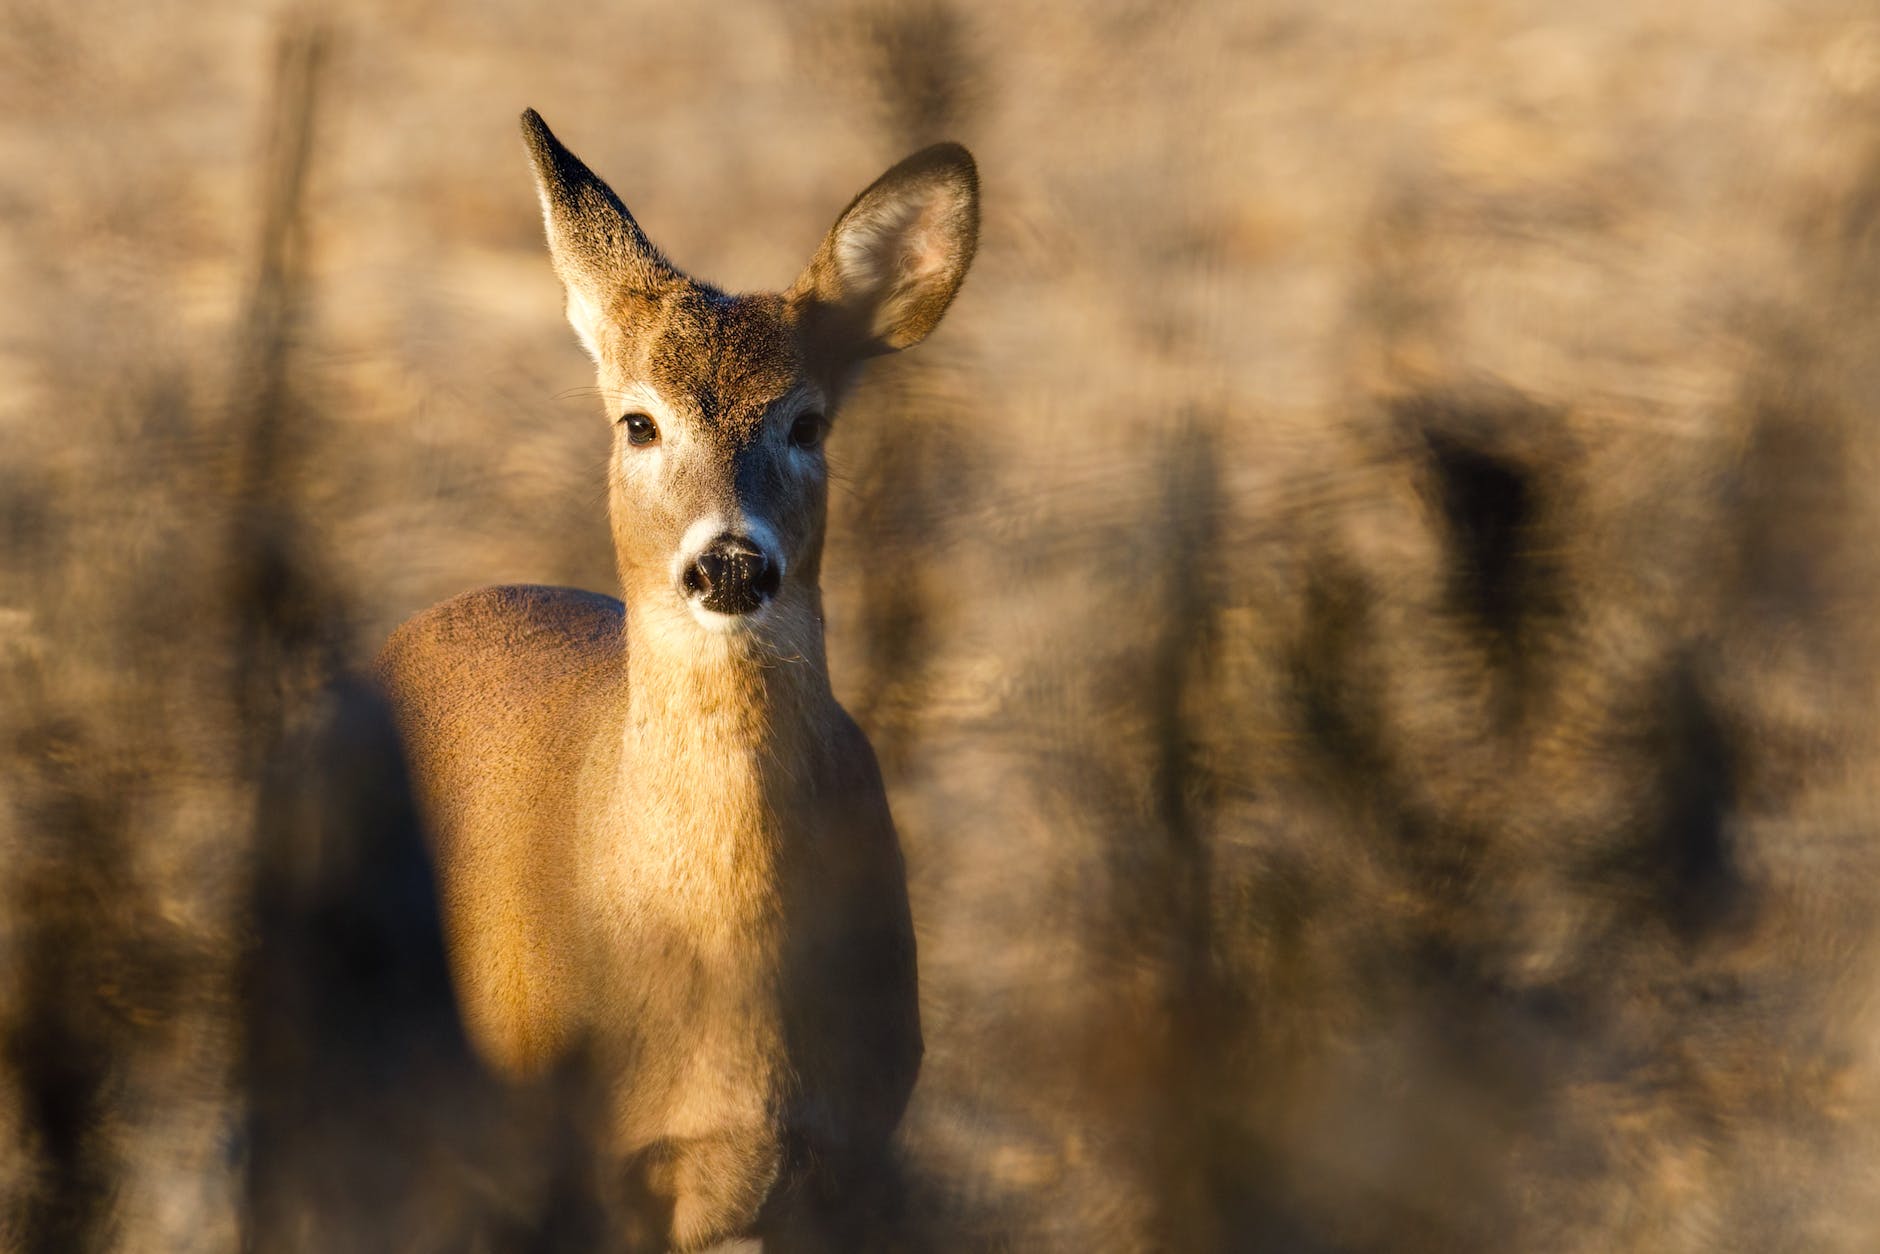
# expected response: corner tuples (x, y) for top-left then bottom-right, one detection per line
(521, 110), (979, 661)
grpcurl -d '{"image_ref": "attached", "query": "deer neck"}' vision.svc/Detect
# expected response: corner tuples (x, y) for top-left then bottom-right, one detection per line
(601, 599), (836, 944)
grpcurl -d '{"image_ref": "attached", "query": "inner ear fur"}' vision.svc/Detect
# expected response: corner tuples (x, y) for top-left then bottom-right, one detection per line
(791, 143), (980, 369)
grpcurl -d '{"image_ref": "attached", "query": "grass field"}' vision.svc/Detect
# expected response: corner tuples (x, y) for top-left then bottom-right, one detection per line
(4, 0), (1880, 1248)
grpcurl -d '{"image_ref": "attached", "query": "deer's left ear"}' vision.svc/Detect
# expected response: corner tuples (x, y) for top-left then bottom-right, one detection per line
(791, 143), (979, 368)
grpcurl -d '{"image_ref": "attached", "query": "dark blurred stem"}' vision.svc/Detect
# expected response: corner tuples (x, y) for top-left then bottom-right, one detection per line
(225, 15), (327, 765)
(1149, 415), (1225, 1250)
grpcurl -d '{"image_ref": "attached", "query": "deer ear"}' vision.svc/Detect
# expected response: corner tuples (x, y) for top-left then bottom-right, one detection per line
(792, 143), (979, 367)
(520, 109), (675, 360)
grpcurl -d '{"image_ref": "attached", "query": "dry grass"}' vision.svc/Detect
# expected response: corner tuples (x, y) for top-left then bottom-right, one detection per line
(3, 0), (1880, 1249)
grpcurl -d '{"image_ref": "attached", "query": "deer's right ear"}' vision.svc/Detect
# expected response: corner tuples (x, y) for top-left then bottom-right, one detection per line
(520, 109), (675, 361)
(791, 143), (979, 372)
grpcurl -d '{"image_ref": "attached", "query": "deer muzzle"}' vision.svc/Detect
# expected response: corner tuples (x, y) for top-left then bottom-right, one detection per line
(682, 533), (780, 616)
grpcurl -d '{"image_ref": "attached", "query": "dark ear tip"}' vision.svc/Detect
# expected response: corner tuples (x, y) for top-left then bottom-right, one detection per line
(519, 108), (559, 163)
(904, 141), (977, 190)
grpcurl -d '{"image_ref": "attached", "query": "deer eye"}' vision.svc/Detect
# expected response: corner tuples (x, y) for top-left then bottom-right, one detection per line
(620, 412), (659, 446)
(789, 411), (826, 449)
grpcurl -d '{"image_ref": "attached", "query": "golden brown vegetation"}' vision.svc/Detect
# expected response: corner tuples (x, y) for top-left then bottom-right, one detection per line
(3, 0), (1880, 1249)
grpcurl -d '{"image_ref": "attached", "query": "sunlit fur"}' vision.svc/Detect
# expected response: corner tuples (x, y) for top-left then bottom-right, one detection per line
(376, 111), (977, 1249)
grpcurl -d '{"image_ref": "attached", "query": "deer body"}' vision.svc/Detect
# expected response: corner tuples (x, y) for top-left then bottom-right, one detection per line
(376, 113), (978, 1249)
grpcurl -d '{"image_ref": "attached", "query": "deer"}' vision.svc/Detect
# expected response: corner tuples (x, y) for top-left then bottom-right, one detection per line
(374, 110), (978, 1249)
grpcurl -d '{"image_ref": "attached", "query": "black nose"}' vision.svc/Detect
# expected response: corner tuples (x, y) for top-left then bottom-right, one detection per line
(683, 534), (780, 615)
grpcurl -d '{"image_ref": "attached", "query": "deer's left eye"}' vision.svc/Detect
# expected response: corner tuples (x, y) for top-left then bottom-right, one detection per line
(789, 411), (826, 449)
(620, 413), (660, 446)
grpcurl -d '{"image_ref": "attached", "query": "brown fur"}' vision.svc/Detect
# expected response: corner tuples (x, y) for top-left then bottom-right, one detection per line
(376, 112), (977, 1249)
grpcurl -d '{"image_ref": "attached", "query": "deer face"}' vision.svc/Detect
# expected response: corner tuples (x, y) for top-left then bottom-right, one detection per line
(594, 287), (827, 640)
(521, 111), (978, 652)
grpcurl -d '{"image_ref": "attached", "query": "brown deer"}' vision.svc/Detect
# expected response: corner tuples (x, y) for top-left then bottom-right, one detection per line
(375, 110), (978, 1249)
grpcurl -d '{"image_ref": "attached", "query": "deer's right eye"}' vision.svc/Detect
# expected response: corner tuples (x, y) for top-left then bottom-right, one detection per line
(789, 411), (826, 449)
(620, 413), (660, 446)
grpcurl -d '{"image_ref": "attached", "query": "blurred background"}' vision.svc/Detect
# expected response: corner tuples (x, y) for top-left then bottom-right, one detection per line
(4, 0), (1880, 1249)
